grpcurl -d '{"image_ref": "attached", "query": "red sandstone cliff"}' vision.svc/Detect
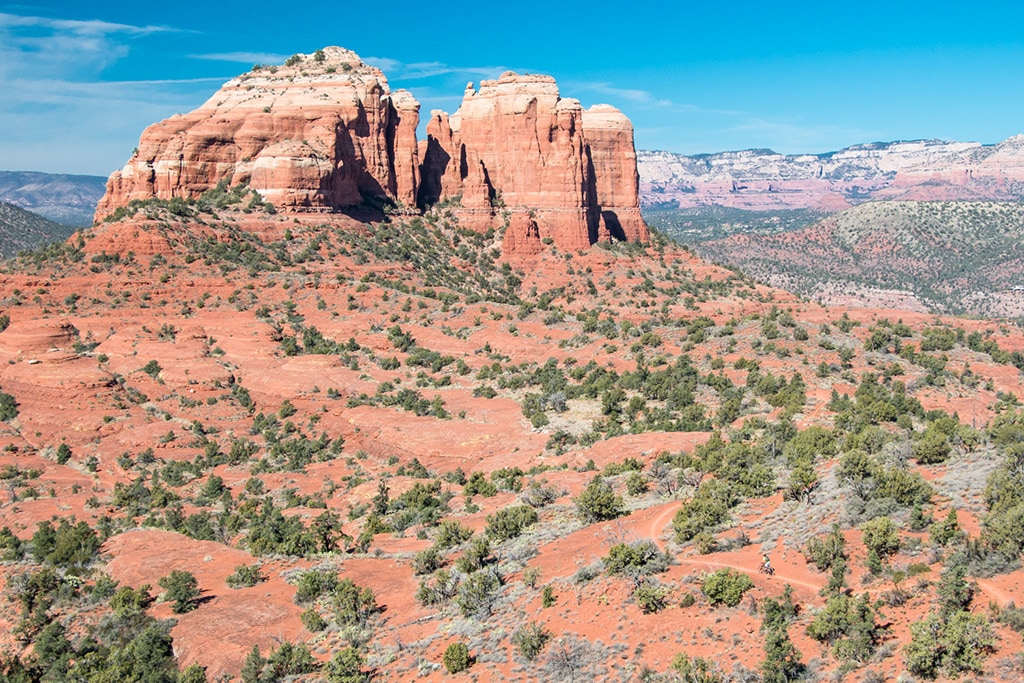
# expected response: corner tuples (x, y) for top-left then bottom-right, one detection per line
(94, 47), (420, 218)
(95, 51), (648, 255)
(418, 73), (648, 252)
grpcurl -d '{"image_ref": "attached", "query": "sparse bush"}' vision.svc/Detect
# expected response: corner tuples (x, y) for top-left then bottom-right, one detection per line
(158, 570), (199, 613)
(455, 569), (502, 618)
(860, 516), (900, 558)
(301, 607), (326, 632)
(513, 621), (551, 660)
(701, 568), (754, 607)
(573, 476), (625, 523)
(806, 593), (880, 662)
(226, 564), (265, 589)
(671, 652), (725, 682)
(634, 581), (671, 613)
(672, 479), (736, 542)
(324, 647), (368, 683)
(805, 524), (846, 571)
(904, 610), (995, 679)
(602, 540), (669, 577)
(294, 568), (337, 604)
(485, 505), (538, 541)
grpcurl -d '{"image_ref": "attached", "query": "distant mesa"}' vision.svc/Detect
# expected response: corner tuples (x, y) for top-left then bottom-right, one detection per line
(638, 136), (1024, 211)
(95, 47), (648, 255)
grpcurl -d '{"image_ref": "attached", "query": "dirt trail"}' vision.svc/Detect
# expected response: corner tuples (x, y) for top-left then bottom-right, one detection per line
(639, 500), (823, 594)
(647, 500), (681, 545)
(975, 578), (1019, 608)
(675, 557), (822, 593)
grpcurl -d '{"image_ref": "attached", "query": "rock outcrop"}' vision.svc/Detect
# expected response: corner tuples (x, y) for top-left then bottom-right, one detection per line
(95, 47), (420, 218)
(418, 73), (648, 252)
(638, 136), (1024, 211)
(95, 52), (648, 255)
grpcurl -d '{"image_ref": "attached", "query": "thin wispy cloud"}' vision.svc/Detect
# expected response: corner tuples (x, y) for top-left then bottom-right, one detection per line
(0, 11), (177, 81)
(569, 81), (742, 117)
(0, 12), (175, 36)
(191, 51), (291, 65)
(0, 11), (212, 173)
(363, 56), (508, 81)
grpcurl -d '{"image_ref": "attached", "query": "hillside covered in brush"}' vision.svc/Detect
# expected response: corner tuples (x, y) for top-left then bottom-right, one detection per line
(696, 201), (1024, 318)
(0, 184), (1024, 681)
(0, 201), (77, 258)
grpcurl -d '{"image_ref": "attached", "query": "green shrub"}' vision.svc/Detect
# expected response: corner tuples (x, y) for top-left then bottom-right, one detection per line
(485, 505), (538, 541)
(573, 476), (625, 523)
(180, 664), (208, 683)
(634, 581), (671, 613)
(804, 524), (846, 571)
(512, 621), (550, 660)
(806, 593), (879, 662)
(0, 391), (18, 421)
(455, 569), (502, 618)
(936, 563), (974, 616)
(442, 641), (471, 673)
(158, 570), (199, 613)
(300, 608), (326, 632)
(625, 471), (648, 495)
(701, 568), (754, 607)
(761, 622), (804, 683)
(860, 516), (900, 557)
(412, 545), (443, 575)
(904, 611), (995, 679)
(602, 540), (669, 576)
(324, 647), (367, 683)
(293, 568), (337, 604)
(671, 653), (725, 683)
(142, 360), (162, 379)
(914, 429), (952, 464)
(435, 519), (473, 548)
(929, 508), (962, 546)
(226, 564), (265, 589)
(332, 578), (378, 625)
(672, 479), (736, 542)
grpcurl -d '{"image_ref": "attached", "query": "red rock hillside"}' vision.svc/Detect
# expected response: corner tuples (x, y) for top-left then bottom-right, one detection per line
(95, 49), (647, 255)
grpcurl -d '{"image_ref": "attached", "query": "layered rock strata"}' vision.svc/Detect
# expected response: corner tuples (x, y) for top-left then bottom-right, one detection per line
(95, 50), (648, 255)
(418, 74), (648, 251)
(95, 47), (420, 217)
(638, 136), (1024, 211)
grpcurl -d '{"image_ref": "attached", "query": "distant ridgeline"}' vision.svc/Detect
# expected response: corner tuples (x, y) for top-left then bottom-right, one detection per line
(695, 201), (1024, 318)
(0, 201), (77, 258)
(0, 171), (107, 227)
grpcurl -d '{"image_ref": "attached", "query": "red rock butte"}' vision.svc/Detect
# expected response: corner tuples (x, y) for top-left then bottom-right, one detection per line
(95, 47), (648, 255)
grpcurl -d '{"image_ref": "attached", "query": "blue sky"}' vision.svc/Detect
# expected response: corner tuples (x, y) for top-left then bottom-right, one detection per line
(2, 1), (1023, 176)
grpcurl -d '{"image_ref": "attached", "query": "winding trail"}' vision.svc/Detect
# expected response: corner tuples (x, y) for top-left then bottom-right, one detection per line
(673, 557), (822, 593)
(640, 499), (823, 594)
(647, 500), (682, 546)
